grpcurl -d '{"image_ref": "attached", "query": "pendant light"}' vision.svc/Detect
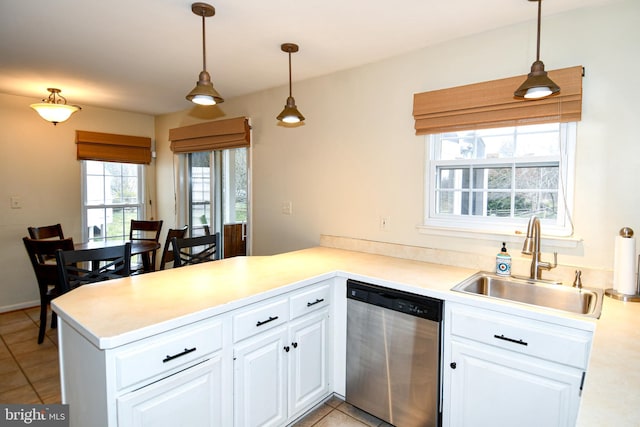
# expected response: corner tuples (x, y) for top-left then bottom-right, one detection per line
(30, 88), (81, 125)
(186, 2), (223, 106)
(514, 0), (560, 99)
(277, 43), (305, 124)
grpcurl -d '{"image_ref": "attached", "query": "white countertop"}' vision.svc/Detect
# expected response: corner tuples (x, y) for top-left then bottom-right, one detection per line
(51, 246), (640, 425)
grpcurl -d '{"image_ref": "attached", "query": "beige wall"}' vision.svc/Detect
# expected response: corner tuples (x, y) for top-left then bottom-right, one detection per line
(0, 93), (155, 310)
(3, 0), (638, 311)
(155, 0), (639, 284)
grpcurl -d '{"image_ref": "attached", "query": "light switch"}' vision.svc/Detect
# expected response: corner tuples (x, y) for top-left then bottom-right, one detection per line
(10, 196), (22, 209)
(282, 201), (292, 215)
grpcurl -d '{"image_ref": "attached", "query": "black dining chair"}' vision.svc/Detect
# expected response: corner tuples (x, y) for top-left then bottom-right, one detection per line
(56, 243), (132, 291)
(23, 237), (75, 344)
(129, 219), (163, 273)
(172, 233), (220, 267)
(159, 226), (189, 270)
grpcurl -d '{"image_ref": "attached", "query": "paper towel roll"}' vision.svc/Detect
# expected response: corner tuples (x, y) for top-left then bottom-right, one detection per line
(613, 235), (637, 295)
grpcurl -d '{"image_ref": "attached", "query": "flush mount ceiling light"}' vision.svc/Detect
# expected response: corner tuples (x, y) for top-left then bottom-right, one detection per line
(30, 88), (81, 125)
(185, 2), (223, 106)
(514, 0), (560, 100)
(277, 43), (305, 124)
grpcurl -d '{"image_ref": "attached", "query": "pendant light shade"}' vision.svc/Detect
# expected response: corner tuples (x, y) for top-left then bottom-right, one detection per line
(514, 0), (560, 99)
(186, 2), (223, 106)
(30, 88), (81, 125)
(277, 43), (305, 124)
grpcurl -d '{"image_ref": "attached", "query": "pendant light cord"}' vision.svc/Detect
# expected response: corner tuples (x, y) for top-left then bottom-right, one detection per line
(201, 13), (207, 72)
(288, 52), (293, 98)
(535, 0), (542, 62)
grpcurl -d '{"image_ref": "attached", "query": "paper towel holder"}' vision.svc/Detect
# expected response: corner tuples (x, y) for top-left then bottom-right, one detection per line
(605, 228), (640, 301)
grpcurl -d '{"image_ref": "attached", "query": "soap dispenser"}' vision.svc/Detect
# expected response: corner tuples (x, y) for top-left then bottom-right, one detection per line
(496, 242), (511, 276)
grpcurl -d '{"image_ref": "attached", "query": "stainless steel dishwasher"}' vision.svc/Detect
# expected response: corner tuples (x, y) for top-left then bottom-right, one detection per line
(346, 279), (443, 427)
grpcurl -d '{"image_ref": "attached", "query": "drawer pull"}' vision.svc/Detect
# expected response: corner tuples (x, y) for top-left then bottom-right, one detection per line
(163, 347), (197, 363)
(307, 298), (325, 307)
(494, 334), (528, 346)
(256, 316), (279, 327)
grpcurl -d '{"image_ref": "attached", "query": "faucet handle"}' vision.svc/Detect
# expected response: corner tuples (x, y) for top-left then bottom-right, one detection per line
(551, 251), (558, 269)
(573, 270), (583, 289)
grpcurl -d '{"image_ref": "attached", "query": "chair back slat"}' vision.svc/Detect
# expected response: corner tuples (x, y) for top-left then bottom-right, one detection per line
(172, 233), (220, 268)
(27, 224), (65, 263)
(129, 220), (163, 241)
(28, 223), (65, 240)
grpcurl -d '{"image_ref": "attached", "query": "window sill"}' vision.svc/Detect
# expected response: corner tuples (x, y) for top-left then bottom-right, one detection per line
(416, 225), (582, 249)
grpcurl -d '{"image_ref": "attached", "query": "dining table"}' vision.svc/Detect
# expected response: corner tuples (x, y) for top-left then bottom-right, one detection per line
(75, 239), (161, 273)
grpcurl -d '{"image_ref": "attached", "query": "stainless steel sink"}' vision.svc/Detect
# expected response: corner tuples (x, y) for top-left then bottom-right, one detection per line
(451, 272), (603, 318)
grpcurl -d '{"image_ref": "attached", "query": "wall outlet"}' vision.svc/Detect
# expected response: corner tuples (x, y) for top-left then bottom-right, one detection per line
(282, 201), (293, 215)
(380, 216), (390, 231)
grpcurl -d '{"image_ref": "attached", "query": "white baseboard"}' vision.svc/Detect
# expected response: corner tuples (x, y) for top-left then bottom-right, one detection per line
(0, 300), (39, 314)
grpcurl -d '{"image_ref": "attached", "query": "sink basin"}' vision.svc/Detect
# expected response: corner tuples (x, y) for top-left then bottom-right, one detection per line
(451, 272), (603, 318)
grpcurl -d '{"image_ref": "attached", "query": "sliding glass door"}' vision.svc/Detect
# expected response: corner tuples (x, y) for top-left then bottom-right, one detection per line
(187, 147), (249, 258)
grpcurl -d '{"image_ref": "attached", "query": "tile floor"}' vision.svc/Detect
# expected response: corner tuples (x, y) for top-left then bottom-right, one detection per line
(0, 307), (60, 404)
(0, 308), (387, 426)
(290, 395), (391, 427)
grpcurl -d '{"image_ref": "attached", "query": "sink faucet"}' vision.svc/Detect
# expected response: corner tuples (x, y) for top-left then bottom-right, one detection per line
(521, 216), (557, 280)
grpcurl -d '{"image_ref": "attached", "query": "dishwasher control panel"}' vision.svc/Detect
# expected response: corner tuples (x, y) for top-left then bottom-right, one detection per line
(347, 279), (442, 322)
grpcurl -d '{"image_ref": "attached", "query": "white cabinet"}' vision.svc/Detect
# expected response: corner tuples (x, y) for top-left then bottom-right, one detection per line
(233, 283), (332, 427)
(58, 316), (232, 427)
(117, 357), (223, 427)
(443, 302), (593, 427)
(234, 325), (289, 427)
(288, 310), (330, 418)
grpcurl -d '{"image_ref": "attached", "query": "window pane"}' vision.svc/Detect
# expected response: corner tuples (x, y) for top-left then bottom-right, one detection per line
(438, 168), (469, 190)
(122, 176), (139, 204)
(436, 191), (457, 214)
(473, 167), (512, 190)
(479, 135), (515, 159)
(86, 176), (104, 205)
(484, 192), (512, 217)
(515, 166), (558, 190)
(514, 192), (558, 219)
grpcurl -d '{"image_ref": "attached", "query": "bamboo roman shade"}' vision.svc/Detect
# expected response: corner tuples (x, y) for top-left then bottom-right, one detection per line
(76, 131), (152, 164)
(169, 117), (250, 153)
(413, 66), (583, 135)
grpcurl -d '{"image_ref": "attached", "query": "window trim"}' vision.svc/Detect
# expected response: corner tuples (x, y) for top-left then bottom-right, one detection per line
(423, 122), (577, 238)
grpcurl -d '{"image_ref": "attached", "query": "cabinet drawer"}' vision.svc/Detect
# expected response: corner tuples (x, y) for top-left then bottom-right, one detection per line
(233, 298), (289, 342)
(449, 304), (592, 369)
(114, 318), (223, 391)
(290, 284), (331, 320)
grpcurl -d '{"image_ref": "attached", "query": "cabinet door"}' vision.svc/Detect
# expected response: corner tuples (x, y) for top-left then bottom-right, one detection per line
(234, 326), (288, 427)
(288, 309), (330, 418)
(447, 340), (583, 427)
(117, 356), (223, 427)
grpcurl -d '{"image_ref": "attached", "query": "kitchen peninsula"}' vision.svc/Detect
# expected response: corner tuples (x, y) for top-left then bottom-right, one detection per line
(52, 244), (640, 427)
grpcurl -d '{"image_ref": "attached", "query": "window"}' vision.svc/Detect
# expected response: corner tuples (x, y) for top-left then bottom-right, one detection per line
(425, 123), (575, 236)
(82, 160), (144, 241)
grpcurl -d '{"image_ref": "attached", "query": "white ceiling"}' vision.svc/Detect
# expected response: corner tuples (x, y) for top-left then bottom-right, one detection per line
(0, 0), (618, 116)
